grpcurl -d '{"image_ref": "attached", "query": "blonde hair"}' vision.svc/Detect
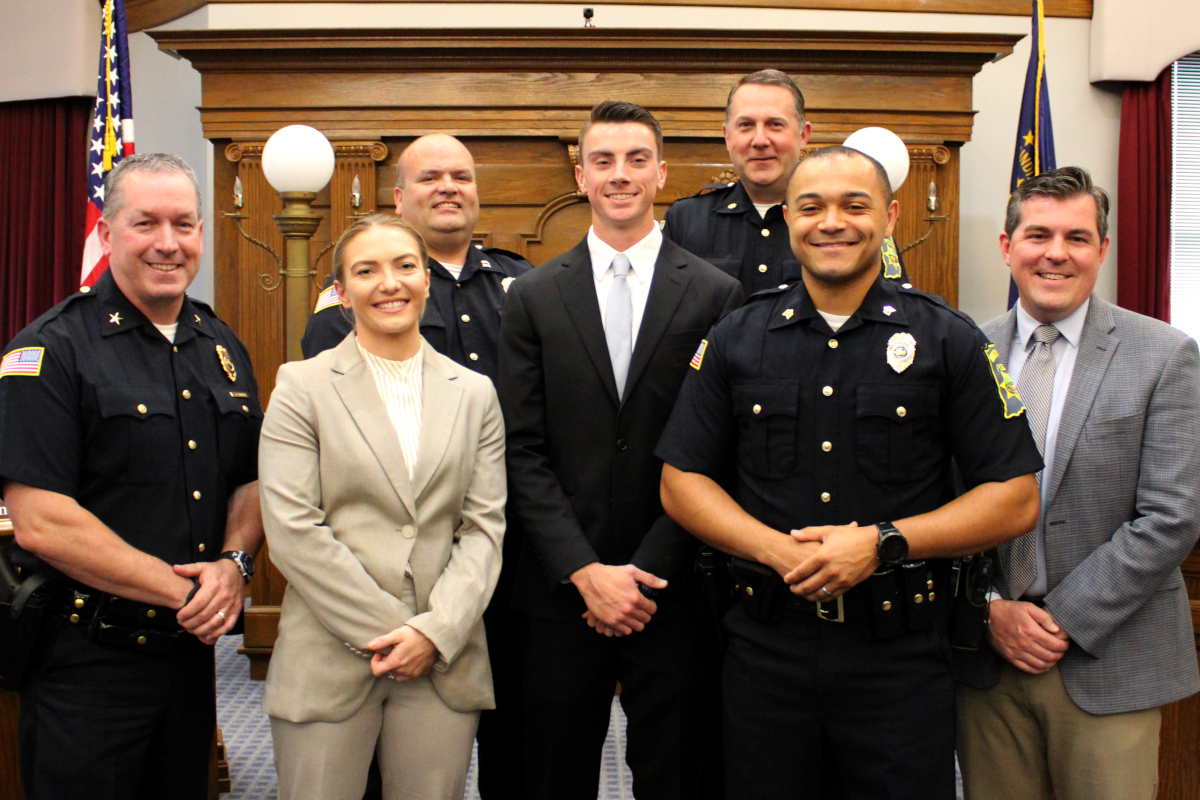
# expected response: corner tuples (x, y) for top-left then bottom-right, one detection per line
(332, 214), (429, 285)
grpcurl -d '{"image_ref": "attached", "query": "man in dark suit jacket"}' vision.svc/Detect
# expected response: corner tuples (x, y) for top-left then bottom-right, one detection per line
(498, 101), (743, 800)
(954, 167), (1200, 800)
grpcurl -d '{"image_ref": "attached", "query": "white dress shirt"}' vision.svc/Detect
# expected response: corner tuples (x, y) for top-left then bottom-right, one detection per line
(587, 224), (662, 348)
(358, 341), (424, 482)
(1007, 298), (1090, 597)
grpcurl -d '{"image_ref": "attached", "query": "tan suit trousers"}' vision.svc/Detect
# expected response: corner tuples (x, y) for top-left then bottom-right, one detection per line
(956, 662), (1160, 800)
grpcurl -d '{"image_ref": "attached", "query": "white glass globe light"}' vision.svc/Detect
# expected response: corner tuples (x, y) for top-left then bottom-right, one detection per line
(843, 127), (909, 192)
(261, 125), (335, 194)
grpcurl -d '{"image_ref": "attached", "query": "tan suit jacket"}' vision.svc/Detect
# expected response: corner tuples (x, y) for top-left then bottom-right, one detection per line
(259, 335), (505, 722)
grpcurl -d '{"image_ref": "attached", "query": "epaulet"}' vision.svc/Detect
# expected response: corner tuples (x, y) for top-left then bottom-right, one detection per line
(473, 244), (533, 272)
(313, 283), (341, 314)
(688, 181), (737, 199)
(189, 296), (216, 315)
(745, 283), (794, 303)
(898, 284), (978, 327)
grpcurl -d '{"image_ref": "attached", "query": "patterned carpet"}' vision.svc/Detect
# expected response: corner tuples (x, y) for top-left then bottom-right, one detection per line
(215, 634), (635, 799)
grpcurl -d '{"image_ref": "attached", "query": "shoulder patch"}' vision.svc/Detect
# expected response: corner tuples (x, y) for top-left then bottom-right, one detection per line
(314, 284), (341, 313)
(881, 236), (904, 280)
(0, 347), (45, 378)
(690, 339), (708, 370)
(983, 343), (1026, 419)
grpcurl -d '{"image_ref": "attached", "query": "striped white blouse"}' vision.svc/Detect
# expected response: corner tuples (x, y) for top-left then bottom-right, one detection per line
(358, 341), (423, 481)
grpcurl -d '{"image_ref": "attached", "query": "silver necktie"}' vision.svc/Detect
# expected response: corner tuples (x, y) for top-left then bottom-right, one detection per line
(1001, 323), (1061, 600)
(605, 252), (633, 399)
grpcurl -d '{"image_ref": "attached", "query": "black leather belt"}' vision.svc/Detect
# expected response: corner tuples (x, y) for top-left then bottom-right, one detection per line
(783, 583), (869, 622)
(49, 583), (185, 654)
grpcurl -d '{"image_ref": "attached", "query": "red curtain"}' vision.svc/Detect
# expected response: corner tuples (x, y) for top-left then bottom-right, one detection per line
(1117, 67), (1173, 321)
(0, 96), (93, 348)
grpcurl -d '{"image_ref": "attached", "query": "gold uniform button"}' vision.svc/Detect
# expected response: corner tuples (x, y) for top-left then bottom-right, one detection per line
(461, 314), (470, 322)
(198, 543), (205, 552)
(182, 389), (191, 400)
(193, 491), (202, 500)
(928, 592), (936, 602)
(881, 600), (893, 612)
(745, 586), (755, 597)
(188, 440), (197, 450)
(74, 597), (85, 609)
(137, 635), (147, 646)
(469, 353), (479, 361)
(822, 386), (833, 397)
(761, 229), (770, 237)
(757, 264), (768, 273)
(822, 441), (832, 452)
(69, 613), (81, 624)
(146, 609), (156, 619)
(727, 203), (738, 209)
(172, 346), (178, 353)
(820, 492), (831, 503)
(828, 339), (838, 349)
(913, 594), (925, 604)
(137, 404), (148, 414)
(752, 404), (762, 415)
(896, 406), (907, 417)
(242, 405), (249, 413)
(927, 579), (934, 590)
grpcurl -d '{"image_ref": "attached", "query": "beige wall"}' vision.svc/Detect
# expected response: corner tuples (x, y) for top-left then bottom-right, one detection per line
(1092, 0), (1200, 81)
(2, 3), (1133, 322)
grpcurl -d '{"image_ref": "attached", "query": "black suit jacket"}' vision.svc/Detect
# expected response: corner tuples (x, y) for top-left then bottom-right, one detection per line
(498, 236), (743, 621)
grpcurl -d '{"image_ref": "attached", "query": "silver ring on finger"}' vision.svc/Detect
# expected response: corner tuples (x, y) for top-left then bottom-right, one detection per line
(216, 609), (227, 621)
(820, 586), (832, 598)
(605, 627), (614, 635)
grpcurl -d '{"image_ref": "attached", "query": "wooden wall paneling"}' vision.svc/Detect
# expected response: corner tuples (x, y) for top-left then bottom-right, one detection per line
(128, 0), (1091, 33)
(1159, 545), (1200, 800)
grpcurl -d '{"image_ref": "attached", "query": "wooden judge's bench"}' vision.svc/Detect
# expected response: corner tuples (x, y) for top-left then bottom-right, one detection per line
(1, 23), (1198, 800)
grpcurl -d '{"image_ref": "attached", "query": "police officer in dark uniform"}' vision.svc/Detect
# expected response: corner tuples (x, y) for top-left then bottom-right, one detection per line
(656, 146), (1042, 800)
(0, 154), (263, 800)
(300, 134), (530, 799)
(664, 69), (910, 295)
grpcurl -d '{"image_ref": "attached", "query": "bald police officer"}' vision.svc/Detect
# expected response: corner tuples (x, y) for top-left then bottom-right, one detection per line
(0, 153), (263, 799)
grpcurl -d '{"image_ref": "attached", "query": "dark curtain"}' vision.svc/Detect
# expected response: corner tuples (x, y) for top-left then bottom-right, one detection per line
(1117, 67), (1173, 321)
(0, 96), (92, 348)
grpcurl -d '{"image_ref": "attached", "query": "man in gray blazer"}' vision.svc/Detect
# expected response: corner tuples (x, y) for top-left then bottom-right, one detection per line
(955, 166), (1200, 800)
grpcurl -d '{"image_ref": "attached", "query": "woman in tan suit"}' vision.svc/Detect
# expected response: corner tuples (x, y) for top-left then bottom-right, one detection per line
(258, 215), (505, 800)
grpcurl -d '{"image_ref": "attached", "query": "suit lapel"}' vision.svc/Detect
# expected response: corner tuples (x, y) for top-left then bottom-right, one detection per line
(624, 240), (690, 403)
(330, 335), (418, 520)
(411, 342), (462, 503)
(1043, 297), (1117, 505)
(555, 239), (621, 405)
(990, 309), (1019, 364)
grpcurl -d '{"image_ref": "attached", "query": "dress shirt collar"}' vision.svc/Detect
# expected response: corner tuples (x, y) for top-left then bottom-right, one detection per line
(586, 224), (662, 284)
(1016, 297), (1089, 352)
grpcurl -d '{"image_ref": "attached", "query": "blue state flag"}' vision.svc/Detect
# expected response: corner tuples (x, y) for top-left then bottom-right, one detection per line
(1008, 0), (1057, 309)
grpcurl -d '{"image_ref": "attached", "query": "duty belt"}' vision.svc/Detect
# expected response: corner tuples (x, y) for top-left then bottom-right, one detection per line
(49, 582), (185, 654)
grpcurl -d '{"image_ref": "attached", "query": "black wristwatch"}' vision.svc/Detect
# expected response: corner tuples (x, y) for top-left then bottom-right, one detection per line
(875, 522), (909, 568)
(218, 550), (256, 584)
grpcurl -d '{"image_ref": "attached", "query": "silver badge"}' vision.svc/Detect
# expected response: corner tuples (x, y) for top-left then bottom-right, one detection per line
(886, 332), (916, 373)
(502, 277), (515, 293)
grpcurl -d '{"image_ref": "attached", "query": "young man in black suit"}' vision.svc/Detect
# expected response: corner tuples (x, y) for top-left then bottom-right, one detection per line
(497, 101), (743, 800)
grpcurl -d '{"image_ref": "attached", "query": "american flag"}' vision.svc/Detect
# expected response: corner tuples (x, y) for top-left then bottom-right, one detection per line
(80, 0), (135, 289)
(0, 348), (45, 379)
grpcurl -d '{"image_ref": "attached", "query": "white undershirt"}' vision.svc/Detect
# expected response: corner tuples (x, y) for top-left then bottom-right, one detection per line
(587, 225), (662, 348)
(818, 311), (851, 332)
(154, 322), (178, 343)
(358, 341), (423, 481)
(752, 202), (780, 220)
(440, 261), (464, 280)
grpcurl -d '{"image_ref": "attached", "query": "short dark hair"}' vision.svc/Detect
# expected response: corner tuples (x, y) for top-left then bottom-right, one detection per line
(578, 101), (664, 160)
(725, 69), (806, 125)
(332, 213), (428, 286)
(788, 145), (893, 205)
(103, 153), (202, 221)
(1005, 166), (1110, 241)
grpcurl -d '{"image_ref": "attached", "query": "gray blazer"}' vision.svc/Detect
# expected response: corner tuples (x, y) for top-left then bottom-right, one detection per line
(955, 296), (1200, 714)
(259, 335), (505, 721)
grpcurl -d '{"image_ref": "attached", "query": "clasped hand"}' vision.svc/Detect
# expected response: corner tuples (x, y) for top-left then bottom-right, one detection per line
(174, 559), (244, 646)
(367, 625), (438, 681)
(782, 522), (879, 602)
(987, 599), (1069, 674)
(572, 562), (667, 637)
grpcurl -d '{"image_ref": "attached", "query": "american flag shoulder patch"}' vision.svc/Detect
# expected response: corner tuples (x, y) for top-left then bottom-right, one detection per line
(689, 339), (708, 371)
(0, 347), (45, 378)
(313, 284), (341, 313)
